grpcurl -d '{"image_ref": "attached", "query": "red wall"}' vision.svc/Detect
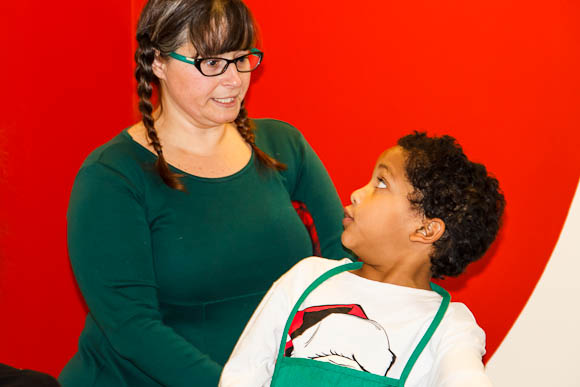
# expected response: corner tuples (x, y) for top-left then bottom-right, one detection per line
(1, 0), (579, 377)
(0, 0), (135, 375)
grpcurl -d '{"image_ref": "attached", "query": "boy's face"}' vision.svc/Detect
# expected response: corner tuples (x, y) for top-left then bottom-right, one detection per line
(342, 146), (424, 263)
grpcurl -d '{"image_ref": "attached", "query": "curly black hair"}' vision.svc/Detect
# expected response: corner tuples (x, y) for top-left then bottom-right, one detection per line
(397, 132), (505, 279)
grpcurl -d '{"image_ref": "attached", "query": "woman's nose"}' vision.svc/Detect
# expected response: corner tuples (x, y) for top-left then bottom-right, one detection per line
(221, 63), (242, 87)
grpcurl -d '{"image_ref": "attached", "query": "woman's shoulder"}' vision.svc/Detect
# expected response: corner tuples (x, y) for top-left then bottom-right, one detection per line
(253, 117), (300, 133)
(251, 118), (311, 171)
(253, 118), (305, 146)
(74, 129), (155, 186)
(83, 129), (149, 165)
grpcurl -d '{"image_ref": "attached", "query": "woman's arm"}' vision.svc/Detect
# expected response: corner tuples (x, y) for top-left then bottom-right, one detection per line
(67, 162), (221, 386)
(290, 132), (352, 260)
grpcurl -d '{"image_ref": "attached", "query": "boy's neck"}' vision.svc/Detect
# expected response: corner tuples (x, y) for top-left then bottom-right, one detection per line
(352, 260), (433, 291)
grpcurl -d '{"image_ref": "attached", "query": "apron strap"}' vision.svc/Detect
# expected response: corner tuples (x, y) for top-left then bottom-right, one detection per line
(398, 282), (450, 384)
(275, 261), (363, 362)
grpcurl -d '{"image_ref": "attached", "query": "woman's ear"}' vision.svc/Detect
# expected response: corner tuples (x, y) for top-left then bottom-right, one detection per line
(409, 218), (445, 244)
(151, 50), (167, 80)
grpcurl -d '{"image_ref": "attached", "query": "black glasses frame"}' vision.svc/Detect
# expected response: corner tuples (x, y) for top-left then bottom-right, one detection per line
(168, 49), (263, 77)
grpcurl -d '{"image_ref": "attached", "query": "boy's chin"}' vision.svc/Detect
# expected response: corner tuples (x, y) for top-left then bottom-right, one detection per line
(340, 234), (353, 251)
(340, 236), (359, 259)
(340, 238), (354, 254)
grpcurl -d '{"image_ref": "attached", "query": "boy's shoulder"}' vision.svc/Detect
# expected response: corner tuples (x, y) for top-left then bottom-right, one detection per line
(274, 257), (353, 293)
(294, 256), (353, 269)
(446, 301), (478, 322)
(291, 256), (353, 274)
(431, 300), (486, 354)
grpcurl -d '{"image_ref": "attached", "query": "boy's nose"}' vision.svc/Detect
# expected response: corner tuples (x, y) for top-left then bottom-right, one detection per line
(350, 192), (359, 205)
(350, 186), (366, 205)
(351, 183), (374, 205)
(350, 190), (359, 206)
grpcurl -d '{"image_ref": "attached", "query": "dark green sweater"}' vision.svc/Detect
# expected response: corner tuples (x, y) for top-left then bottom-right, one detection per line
(59, 119), (350, 386)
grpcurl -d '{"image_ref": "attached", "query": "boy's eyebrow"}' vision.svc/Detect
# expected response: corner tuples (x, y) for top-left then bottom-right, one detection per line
(377, 164), (391, 174)
(377, 164), (398, 183)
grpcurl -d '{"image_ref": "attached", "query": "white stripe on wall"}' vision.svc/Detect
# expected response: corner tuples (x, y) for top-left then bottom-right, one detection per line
(486, 180), (580, 386)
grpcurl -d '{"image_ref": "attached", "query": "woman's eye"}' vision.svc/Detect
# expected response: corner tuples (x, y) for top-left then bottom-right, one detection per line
(376, 178), (388, 189)
(235, 55), (249, 64)
(203, 59), (221, 68)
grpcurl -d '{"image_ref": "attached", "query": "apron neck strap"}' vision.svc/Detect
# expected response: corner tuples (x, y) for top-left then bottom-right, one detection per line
(276, 261), (363, 362)
(398, 282), (450, 384)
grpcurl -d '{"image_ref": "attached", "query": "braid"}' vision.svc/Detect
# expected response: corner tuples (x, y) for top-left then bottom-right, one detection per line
(135, 33), (186, 191)
(235, 105), (286, 171)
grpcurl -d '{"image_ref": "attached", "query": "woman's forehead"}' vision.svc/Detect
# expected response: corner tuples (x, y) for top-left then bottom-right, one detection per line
(177, 41), (248, 57)
(186, 16), (254, 56)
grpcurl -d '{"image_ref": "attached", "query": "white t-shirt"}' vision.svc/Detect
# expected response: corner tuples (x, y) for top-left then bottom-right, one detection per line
(220, 257), (492, 387)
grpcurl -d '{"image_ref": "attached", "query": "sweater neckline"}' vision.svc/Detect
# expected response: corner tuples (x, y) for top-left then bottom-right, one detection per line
(121, 128), (255, 183)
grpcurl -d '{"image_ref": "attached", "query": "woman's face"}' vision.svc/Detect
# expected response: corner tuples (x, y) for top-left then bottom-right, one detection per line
(153, 42), (251, 129)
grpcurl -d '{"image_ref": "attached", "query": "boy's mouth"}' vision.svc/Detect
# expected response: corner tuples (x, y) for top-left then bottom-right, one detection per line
(343, 208), (354, 227)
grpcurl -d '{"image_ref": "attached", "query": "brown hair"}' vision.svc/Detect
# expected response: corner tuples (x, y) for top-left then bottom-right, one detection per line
(135, 0), (285, 191)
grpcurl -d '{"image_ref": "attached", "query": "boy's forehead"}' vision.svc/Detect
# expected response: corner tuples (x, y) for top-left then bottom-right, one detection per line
(376, 146), (406, 168)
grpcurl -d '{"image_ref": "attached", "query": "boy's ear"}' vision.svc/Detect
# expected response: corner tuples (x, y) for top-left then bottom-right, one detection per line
(151, 50), (167, 80)
(410, 218), (445, 244)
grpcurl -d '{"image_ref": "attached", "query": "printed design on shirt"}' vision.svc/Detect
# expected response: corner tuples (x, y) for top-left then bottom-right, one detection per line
(285, 304), (397, 376)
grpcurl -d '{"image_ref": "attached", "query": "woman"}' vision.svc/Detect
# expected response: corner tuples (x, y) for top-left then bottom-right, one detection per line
(59, 0), (349, 386)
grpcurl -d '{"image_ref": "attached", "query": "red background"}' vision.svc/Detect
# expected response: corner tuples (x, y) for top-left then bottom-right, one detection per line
(1, 0), (579, 377)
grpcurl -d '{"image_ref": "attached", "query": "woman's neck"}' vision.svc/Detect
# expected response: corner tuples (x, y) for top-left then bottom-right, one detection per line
(153, 108), (231, 156)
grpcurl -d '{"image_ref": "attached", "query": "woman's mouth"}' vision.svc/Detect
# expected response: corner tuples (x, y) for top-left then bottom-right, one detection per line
(212, 97), (237, 106)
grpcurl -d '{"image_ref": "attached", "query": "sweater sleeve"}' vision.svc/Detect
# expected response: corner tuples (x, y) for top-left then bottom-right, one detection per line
(290, 133), (352, 260)
(67, 162), (221, 386)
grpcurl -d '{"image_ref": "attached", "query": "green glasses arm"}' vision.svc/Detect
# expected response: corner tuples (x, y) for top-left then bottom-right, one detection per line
(168, 52), (197, 65)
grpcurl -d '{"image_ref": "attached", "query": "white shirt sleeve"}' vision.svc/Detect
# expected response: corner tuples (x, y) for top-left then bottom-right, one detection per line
(219, 257), (339, 386)
(428, 304), (493, 387)
(431, 345), (493, 387)
(219, 276), (291, 387)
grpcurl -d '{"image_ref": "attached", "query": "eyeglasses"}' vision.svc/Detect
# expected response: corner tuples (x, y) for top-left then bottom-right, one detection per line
(168, 48), (263, 77)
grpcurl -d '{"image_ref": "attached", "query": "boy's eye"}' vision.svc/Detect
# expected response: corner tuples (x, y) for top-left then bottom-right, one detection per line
(376, 178), (388, 189)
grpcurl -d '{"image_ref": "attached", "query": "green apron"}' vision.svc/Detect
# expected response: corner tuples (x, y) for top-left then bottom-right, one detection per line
(270, 261), (450, 387)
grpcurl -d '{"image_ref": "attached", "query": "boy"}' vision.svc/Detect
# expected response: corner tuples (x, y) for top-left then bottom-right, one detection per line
(220, 132), (505, 386)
